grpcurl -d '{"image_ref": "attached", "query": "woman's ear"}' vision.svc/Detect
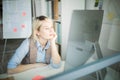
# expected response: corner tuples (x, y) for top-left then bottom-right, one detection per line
(35, 29), (40, 36)
(36, 32), (40, 36)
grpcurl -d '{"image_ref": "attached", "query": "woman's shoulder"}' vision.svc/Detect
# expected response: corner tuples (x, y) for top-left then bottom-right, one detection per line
(23, 38), (30, 42)
(20, 38), (30, 46)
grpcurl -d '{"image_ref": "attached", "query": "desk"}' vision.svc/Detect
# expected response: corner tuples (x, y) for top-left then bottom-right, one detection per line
(0, 61), (65, 80)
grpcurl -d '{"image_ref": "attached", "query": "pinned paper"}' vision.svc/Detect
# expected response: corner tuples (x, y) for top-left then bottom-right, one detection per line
(21, 24), (26, 28)
(22, 11), (26, 16)
(13, 27), (17, 32)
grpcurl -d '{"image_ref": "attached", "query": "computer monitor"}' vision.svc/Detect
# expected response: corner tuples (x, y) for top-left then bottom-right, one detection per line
(65, 10), (104, 71)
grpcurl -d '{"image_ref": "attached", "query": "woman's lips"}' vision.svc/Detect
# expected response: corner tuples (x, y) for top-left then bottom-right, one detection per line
(49, 34), (53, 36)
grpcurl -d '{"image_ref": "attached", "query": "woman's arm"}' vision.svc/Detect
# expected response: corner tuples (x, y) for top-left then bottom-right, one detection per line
(7, 39), (30, 68)
(50, 32), (61, 65)
(7, 39), (30, 74)
(50, 42), (61, 64)
(8, 63), (47, 74)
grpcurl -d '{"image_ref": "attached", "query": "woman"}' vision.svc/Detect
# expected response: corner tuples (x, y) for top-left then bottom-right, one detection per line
(7, 16), (61, 74)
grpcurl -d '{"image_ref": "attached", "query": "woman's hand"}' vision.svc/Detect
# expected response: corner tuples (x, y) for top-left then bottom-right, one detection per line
(49, 29), (57, 43)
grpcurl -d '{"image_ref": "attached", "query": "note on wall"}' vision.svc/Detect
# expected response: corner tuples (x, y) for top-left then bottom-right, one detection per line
(3, 0), (32, 39)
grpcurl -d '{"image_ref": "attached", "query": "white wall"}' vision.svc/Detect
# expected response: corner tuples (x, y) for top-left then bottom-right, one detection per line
(85, 0), (120, 58)
(99, 0), (120, 57)
(85, 0), (99, 10)
(61, 0), (120, 60)
(61, 0), (85, 60)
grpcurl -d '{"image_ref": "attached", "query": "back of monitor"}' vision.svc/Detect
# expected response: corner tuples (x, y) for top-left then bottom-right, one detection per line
(64, 10), (104, 71)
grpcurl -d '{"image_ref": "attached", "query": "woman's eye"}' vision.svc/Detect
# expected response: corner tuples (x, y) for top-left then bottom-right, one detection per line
(45, 28), (49, 30)
(44, 27), (53, 30)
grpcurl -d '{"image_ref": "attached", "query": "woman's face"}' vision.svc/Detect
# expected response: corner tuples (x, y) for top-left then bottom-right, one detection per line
(37, 21), (54, 40)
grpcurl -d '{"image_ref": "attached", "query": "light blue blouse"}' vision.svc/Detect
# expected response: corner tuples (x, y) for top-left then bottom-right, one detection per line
(7, 38), (61, 69)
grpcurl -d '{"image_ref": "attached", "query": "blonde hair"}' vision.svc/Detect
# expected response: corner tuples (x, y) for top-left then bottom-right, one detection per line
(30, 16), (53, 41)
